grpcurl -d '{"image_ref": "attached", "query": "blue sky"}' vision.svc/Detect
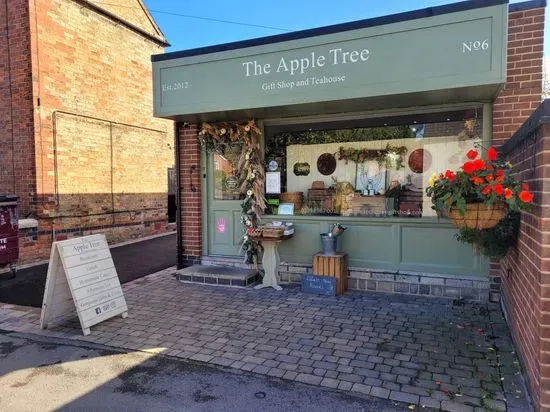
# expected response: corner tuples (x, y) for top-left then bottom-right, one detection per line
(142, 0), (548, 55)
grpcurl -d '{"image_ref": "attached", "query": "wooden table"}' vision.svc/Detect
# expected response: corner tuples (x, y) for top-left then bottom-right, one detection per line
(249, 234), (293, 291)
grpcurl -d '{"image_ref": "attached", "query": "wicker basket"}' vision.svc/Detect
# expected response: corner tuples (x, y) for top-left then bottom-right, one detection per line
(280, 192), (303, 211)
(261, 227), (285, 238)
(448, 203), (507, 230)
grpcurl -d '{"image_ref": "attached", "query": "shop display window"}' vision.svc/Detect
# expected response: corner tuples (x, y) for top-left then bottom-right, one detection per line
(264, 109), (482, 218)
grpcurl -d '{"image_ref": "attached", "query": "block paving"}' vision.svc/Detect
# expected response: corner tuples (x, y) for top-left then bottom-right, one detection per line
(0, 268), (530, 411)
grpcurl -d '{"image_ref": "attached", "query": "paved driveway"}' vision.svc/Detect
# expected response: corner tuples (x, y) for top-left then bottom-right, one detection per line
(0, 268), (529, 411)
(0, 233), (176, 307)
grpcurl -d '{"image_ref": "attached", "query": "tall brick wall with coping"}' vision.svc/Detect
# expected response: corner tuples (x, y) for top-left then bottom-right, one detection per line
(178, 124), (202, 267)
(499, 104), (550, 412)
(0, 0), (36, 216)
(489, 3), (545, 303)
(2, 0), (176, 263)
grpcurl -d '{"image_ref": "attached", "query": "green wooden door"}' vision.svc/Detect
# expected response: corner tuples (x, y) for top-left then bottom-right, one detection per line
(206, 146), (244, 256)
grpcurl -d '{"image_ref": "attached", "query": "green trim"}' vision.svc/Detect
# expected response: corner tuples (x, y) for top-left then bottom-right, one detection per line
(263, 215), (488, 277)
(201, 148), (208, 255)
(153, 4), (507, 121)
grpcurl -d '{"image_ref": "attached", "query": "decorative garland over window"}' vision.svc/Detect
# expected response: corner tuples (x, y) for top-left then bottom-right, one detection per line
(337, 144), (408, 169)
(199, 120), (266, 264)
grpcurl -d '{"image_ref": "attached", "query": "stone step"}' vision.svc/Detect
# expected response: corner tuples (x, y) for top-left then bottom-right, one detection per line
(176, 265), (260, 288)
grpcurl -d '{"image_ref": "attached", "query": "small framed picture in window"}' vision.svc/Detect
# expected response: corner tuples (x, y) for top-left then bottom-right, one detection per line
(278, 203), (295, 215)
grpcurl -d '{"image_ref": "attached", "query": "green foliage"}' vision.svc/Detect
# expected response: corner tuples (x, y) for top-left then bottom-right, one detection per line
(337, 144), (408, 169)
(426, 170), (479, 216)
(425, 148), (533, 217)
(267, 126), (413, 155)
(455, 212), (520, 258)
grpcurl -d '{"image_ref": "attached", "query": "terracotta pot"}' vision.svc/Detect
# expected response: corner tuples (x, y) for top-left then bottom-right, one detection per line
(448, 203), (507, 230)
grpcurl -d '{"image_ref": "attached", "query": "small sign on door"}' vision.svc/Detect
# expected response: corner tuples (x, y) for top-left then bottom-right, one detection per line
(216, 218), (226, 233)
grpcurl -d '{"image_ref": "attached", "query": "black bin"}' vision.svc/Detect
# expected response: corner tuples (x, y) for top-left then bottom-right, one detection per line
(0, 195), (18, 278)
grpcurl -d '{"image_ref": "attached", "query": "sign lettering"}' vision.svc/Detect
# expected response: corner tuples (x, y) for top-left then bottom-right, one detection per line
(302, 274), (336, 296)
(40, 234), (128, 336)
(154, 4), (506, 118)
(462, 39), (490, 53)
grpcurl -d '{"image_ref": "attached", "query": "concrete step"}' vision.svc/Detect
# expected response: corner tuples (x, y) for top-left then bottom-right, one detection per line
(176, 265), (260, 288)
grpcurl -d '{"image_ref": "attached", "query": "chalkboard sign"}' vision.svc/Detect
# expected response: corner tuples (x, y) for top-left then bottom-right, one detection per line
(302, 274), (336, 296)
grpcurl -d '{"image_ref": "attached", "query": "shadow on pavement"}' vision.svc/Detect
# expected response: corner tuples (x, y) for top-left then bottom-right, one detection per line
(0, 332), (406, 412)
(0, 233), (176, 308)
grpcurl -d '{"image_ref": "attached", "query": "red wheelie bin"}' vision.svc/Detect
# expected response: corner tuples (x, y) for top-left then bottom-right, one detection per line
(0, 195), (18, 278)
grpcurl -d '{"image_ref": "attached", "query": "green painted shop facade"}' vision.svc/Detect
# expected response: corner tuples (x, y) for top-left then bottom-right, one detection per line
(153, 0), (512, 288)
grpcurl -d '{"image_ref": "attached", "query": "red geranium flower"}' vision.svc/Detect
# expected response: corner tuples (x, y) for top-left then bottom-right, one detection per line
(504, 188), (513, 199)
(519, 191), (534, 203)
(522, 183), (529, 191)
(470, 176), (484, 185)
(482, 186), (492, 196)
(496, 169), (504, 177)
(485, 175), (494, 182)
(493, 184), (504, 195)
(466, 149), (478, 160)
(463, 162), (475, 174)
(487, 147), (498, 161)
(495, 175), (505, 183)
(473, 158), (486, 171)
(445, 170), (456, 181)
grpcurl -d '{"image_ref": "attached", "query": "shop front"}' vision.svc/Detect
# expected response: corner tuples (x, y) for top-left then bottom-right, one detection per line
(152, 0), (543, 302)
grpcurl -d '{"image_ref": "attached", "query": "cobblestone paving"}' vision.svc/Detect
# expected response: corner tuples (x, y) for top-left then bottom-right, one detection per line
(0, 268), (530, 411)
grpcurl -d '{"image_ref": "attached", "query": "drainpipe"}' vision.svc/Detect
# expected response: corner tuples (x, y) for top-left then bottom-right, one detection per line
(175, 122), (183, 269)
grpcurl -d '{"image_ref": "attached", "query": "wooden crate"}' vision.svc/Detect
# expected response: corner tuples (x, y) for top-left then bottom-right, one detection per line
(347, 195), (386, 216)
(312, 253), (348, 296)
(307, 188), (335, 210)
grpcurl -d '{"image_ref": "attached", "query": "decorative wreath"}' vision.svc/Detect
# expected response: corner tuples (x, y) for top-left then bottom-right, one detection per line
(337, 144), (408, 169)
(199, 120), (266, 264)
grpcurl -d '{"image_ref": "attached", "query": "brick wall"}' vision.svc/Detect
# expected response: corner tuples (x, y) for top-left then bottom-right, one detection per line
(493, 6), (544, 148)
(500, 112), (550, 412)
(178, 124), (202, 267)
(488, 4), (545, 303)
(88, 0), (162, 38)
(490, 6), (547, 409)
(15, 0), (175, 262)
(0, 0), (36, 216)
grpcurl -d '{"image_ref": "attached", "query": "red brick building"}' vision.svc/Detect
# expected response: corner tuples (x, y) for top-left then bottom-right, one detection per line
(0, 0), (175, 263)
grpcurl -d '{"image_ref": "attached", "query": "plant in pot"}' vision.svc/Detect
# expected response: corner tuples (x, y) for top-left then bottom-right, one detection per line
(426, 147), (534, 257)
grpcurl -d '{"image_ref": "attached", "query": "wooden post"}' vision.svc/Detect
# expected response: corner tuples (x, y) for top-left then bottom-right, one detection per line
(312, 253), (348, 296)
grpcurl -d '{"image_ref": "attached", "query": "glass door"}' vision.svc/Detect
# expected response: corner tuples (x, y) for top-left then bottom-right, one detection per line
(207, 144), (245, 256)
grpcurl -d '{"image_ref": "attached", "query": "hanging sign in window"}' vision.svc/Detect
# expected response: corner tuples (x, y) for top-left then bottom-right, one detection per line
(266, 172), (281, 194)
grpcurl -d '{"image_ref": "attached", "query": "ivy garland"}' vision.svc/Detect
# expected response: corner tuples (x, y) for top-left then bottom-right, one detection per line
(455, 212), (520, 258)
(199, 120), (266, 264)
(337, 144), (408, 169)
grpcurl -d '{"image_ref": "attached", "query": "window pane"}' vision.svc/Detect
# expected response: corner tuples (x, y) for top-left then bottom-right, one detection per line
(265, 109), (482, 218)
(213, 145), (245, 200)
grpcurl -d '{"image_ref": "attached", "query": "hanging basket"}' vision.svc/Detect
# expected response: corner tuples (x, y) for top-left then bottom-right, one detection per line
(448, 203), (507, 230)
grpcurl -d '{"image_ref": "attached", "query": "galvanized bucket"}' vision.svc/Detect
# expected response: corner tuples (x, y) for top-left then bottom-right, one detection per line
(320, 233), (338, 255)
